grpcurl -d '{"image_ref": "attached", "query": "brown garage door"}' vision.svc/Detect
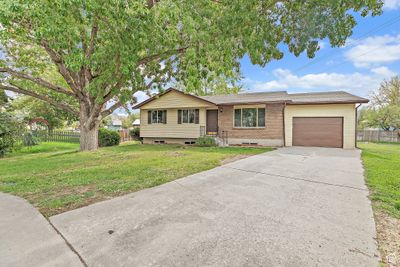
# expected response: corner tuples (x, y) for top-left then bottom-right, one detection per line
(292, 117), (343, 148)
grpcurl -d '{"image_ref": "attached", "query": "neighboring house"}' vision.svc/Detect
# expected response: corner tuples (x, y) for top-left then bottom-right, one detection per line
(107, 119), (123, 131)
(133, 88), (368, 149)
(132, 119), (140, 128)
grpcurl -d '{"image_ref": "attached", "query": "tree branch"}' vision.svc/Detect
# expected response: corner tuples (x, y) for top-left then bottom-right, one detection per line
(138, 46), (188, 65)
(40, 40), (81, 94)
(101, 100), (123, 117)
(86, 22), (98, 59)
(0, 67), (76, 97)
(0, 84), (79, 117)
(101, 54), (122, 102)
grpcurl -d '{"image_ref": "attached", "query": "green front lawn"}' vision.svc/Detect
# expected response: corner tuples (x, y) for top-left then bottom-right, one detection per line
(0, 142), (272, 216)
(359, 142), (400, 218)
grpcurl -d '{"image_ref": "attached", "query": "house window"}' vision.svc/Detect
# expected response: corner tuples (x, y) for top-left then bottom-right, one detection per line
(148, 110), (167, 124)
(178, 109), (199, 124)
(234, 108), (265, 128)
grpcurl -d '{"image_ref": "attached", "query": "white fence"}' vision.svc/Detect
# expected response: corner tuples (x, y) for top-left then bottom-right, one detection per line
(357, 130), (399, 143)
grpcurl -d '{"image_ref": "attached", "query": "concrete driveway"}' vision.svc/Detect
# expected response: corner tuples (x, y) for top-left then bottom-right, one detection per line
(50, 147), (379, 266)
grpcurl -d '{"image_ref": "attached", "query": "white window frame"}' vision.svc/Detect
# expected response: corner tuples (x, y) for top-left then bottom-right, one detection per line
(233, 107), (266, 128)
(181, 109), (196, 124)
(151, 110), (164, 124)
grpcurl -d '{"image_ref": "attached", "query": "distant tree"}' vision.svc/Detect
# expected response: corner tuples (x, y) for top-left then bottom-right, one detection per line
(372, 76), (400, 107)
(12, 96), (78, 131)
(0, 0), (383, 150)
(359, 76), (400, 131)
(122, 113), (139, 129)
(360, 105), (400, 131)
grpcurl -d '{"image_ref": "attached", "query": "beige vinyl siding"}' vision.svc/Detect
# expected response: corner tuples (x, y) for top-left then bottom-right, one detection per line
(140, 108), (207, 138)
(139, 90), (216, 139)
(140, 90), (217, 109)
(284, 104), (356, 149)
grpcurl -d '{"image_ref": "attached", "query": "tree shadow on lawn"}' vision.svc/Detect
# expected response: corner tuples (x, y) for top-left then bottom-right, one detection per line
(48, 150), (80, 157)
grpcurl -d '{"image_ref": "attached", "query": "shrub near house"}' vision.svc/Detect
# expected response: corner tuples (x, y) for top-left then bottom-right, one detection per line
(196, 136), (217, 147)
(98, 128), (121, 147)
(129, 127), (140, 141)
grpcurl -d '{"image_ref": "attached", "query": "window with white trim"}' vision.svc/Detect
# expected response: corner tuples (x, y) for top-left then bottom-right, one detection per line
(148, 110), (167, 124)
(234, 108), (265, 128)
(178, 109), (199, 124)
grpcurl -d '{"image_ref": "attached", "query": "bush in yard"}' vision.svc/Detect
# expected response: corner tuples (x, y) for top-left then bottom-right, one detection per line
(23, 132), (39, 147)
(98, 128), (120, 147)
(196, 136), (217, 147)
(0, 112), (21, 157)
(129, 127), (140, 140)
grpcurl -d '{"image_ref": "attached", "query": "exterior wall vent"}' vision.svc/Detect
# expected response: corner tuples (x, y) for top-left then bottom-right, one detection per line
(184, 141), (196, 145)
(242, 142), (258, 145)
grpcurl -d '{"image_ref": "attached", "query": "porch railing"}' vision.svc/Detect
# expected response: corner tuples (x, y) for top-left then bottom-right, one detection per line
(220, 130), (228, 146)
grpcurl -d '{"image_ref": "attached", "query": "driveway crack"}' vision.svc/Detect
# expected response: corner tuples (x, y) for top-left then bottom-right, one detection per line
(47, 218), (88, 267)
(222, 166), (368, 192)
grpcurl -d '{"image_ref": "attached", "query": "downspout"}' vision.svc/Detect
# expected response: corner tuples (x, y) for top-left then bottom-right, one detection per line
(355, 103), (362, 149)
(283, 102), (287, 147)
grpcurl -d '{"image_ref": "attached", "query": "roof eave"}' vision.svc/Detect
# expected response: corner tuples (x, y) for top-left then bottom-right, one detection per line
(216, 100), (292, 105)
(288, 99), (369, 105)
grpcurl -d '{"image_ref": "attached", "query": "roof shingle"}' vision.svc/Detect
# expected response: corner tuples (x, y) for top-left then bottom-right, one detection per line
(198, 91), (290, 105)
(288, 91), (369, 104)
(133, 88), (369, 108)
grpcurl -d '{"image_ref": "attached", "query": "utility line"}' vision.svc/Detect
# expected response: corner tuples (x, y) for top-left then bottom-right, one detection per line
(292, 14), (400, 74)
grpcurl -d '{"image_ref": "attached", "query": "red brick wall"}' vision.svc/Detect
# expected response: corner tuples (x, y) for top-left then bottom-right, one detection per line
(217, 104), (284, 140)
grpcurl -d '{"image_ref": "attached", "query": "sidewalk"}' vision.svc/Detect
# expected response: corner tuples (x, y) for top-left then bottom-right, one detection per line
(0, 192), (83, 267)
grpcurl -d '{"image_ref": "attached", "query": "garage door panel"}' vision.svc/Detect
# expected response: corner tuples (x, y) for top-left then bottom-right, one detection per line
(292, 117), (343, 148)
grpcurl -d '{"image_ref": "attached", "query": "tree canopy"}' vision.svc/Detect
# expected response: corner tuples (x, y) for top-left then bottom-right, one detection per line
(12, 96), (78, 131)
(359, 76), (400, 131)
(0, 91), (8, 110)
(0, 0), (383, 150)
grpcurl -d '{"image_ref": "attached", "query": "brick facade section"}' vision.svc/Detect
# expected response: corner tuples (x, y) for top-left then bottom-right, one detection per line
(217, 103), (284, 140)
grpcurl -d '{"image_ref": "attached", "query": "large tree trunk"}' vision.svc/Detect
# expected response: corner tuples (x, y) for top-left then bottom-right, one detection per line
(80, 124), (99, 151)
(79, 103), (101, 151)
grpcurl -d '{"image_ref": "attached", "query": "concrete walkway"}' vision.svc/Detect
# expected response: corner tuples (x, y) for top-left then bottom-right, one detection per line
(50, 147), (379, 266)
(0, 193), (83, 267)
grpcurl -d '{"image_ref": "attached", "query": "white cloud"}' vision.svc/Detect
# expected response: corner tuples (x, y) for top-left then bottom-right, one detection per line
(345, 34), (400, 67)
(318, 41), (326, 50)
(247, 67), (397, 97)
(384, 0), (400, 10)
(370, 66), (397, 77)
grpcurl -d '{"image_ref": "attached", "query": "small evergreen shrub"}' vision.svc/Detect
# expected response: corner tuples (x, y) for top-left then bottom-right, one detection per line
(98, 128), (121, 147)
(196, 136), (216, 147)
(129, 127), (140, 140)
(23, 132), (39, 147)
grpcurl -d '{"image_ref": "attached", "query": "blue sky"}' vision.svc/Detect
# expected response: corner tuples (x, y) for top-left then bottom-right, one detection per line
(129, 1), (400, 107)
(237, 1), (400, 98)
